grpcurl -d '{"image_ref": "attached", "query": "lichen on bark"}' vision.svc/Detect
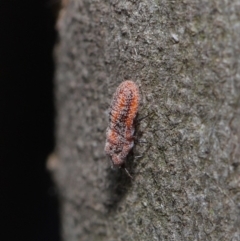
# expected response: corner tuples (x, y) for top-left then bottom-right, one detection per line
(51, 0), (240, 240)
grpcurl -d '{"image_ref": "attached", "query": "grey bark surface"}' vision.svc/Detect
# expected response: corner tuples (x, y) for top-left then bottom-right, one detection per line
(50, 0), (240, 240)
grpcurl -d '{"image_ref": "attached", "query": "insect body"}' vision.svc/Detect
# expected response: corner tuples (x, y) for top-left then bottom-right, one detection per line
(105, 80), (140, 169)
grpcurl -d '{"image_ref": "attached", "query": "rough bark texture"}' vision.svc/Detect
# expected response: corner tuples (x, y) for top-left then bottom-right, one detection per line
(50, 0), (240, 240)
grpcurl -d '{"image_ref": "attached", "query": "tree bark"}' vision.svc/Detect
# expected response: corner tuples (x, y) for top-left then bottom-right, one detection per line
(50, 0), (240, 240)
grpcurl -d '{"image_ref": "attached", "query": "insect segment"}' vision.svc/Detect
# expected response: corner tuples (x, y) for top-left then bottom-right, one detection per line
(105, 80), (140, 170)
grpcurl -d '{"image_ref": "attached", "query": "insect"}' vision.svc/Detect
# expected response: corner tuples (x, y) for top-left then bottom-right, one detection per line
(105, 80), (140, 176)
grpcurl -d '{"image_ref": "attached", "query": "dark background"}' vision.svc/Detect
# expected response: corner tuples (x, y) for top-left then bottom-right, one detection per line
(0, 1), (60, 240)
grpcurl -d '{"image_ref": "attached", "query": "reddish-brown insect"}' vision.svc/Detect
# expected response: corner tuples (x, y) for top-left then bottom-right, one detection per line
(105, 80), (140, 174)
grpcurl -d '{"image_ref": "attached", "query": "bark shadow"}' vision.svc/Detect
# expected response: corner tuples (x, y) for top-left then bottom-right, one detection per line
(104, 152), (134, 212)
